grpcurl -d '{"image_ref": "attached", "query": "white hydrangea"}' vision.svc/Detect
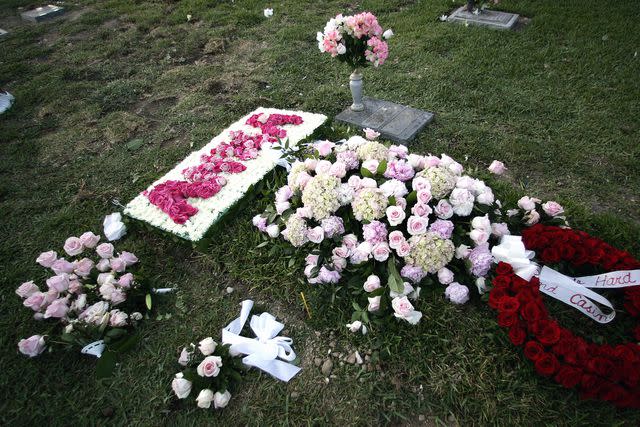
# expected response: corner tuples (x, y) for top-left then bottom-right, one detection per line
(352, 188), (388, 222)
(405, 232), (455, 274)
(356, 140), (389, 162)
(417, 166), (457, 199)
(282, 214), (308, 247)
(301, 174), (340, 220)
(337, 183), (355, 206)
(379, 179), (408, 198)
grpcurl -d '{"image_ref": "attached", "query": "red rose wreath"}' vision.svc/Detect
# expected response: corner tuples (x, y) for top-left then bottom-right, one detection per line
(489, 224), (640, 408)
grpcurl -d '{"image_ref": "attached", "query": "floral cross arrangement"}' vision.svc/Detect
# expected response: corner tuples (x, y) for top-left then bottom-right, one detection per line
(125, 108), (327, 242)
(317, 12), (393, 68)
(15, 231), (157, 376)
(254, 130), (565, 332)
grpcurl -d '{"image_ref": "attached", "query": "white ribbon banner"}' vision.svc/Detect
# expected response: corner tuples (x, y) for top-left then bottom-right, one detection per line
(222, 300), (301, 382)
(538, 267), (616, 324)
(492, 235), (640, 324)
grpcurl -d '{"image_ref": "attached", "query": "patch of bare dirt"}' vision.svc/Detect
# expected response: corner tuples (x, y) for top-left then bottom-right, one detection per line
(135, 96), (178, 119)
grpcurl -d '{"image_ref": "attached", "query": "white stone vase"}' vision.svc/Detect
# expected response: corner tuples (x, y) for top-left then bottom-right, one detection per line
(349, 68), (364, 112)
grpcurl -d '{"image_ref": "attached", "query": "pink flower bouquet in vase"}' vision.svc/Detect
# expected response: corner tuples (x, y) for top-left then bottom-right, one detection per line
(317, 12), (392, 111)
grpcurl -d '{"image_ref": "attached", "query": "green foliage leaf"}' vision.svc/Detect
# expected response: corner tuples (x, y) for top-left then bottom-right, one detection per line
(145, 293), (152, 311)
(360, 167), (374, 178)
(387, 257), (403, 294)
(96, 350), (117, 379)
(407, 191), (417, 204)
(376, 159), (387, 175)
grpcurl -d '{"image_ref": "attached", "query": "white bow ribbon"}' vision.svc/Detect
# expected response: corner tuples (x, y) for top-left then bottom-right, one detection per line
(493, 235), (640, 324)
(491, 235), (540, 280)
(222, 300), (301, 382)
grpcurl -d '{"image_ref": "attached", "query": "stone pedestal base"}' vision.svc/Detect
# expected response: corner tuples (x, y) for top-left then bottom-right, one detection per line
(448, 6), (519, 30)
(335, 97), (435, 145)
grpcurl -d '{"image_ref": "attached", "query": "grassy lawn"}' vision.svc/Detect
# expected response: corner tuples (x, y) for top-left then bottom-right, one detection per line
(1, 0), (639, 425)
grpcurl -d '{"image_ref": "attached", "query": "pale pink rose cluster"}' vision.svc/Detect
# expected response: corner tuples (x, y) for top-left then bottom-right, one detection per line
(317, 12), (391, 67)
(172, 338), (232, 409)
(16, 233), (141, 358)
(515, 196), (565, 226)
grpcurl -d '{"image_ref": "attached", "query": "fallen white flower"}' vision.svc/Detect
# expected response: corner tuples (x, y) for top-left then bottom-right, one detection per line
(103, 212), (127, 241)
(264, 8), (273, 18)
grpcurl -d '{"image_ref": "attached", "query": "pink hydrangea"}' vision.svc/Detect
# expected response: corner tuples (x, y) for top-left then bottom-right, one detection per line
(468, 243), (492, 277)
(362, 220), (388, 245)
(429, 220), (454, 239)
(400, 265), (426, 284)
(383, 160), (415, 182)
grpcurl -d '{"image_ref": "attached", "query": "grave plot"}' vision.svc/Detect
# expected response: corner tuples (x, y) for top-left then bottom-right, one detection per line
(20, 5), (65, 22)
(125, 108), (326, 242)
(447, 6), (519, 30)
(335, 97), (434, 145)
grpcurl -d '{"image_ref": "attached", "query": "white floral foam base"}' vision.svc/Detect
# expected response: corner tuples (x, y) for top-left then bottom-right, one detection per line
(125, 108), (327, 242)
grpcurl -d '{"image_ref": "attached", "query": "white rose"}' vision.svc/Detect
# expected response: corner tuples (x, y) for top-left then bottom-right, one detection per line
(171, 373), (192, 399)
(178, 347), (191, 366)
(198, 337), (217, 356)
(196, 389), (215, 408)
(362, 159), (379, 174)
(363, 274), (381, 292)
(517, 196), (538, 211)
(266, 224), (280, 238)
(471, 215), (491, 232)
(346, 320), (362, 333)
(367, 296), (381, 311)
(391, 296), (422, 325)
(476, 189), (494, 205)
(213, 390), (232, 409)
(456, 244), (471, 259)
(469, 229), (489, 246)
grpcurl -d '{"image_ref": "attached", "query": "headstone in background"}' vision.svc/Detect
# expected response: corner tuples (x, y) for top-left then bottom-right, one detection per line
(0, 29), (8, 39)
(448, 6), (519, 30)
(335, 97), (435, 145)
(20, 5), (65, 23)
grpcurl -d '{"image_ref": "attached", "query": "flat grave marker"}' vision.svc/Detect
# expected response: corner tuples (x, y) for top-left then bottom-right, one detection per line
(335, 97), (435, 145)
(20, 5), (65, 23)
(448, 6), (519, 30)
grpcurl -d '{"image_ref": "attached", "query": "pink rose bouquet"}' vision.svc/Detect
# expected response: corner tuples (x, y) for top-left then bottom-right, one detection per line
(317, 12), (392, 68)
(15, 231), (156, 373)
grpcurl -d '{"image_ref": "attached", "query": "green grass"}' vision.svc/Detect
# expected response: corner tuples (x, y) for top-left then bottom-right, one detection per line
(1, 0), (639, 425)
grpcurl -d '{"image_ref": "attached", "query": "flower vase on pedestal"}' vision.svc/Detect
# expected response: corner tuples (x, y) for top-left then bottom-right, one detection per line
(349, 68), (364, 112)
